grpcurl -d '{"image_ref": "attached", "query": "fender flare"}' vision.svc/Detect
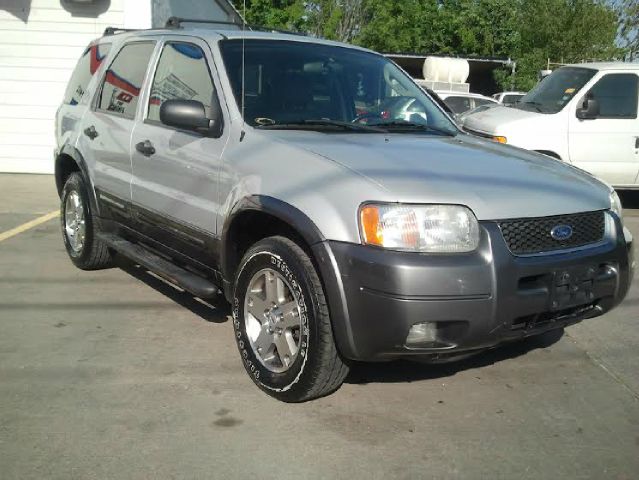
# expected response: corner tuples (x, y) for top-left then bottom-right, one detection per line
(220, 195), (358, 359)
(56, 144), (100, 216)
(220, 195), (325, 280)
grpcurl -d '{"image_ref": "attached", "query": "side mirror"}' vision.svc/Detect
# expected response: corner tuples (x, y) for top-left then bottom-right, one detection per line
(160, 99), (223, 137)
(576, 96), (600, 120)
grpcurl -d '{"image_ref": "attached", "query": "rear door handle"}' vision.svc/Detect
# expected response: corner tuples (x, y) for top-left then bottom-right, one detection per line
(135, 140), (156, 157)
(635, 137), (639, 149)
(83, 125), (98, 140)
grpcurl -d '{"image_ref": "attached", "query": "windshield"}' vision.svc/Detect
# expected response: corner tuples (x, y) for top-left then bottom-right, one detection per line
(219, 39), (457, 134)
(515, 67), (596, 114)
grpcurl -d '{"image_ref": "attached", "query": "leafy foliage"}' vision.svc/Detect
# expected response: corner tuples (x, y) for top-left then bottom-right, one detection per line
(618, 0), (639, 59)
(231, 0), (626, 90)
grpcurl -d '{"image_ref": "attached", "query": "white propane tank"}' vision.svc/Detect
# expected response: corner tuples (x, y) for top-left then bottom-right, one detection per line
(422, 57), (470, 84)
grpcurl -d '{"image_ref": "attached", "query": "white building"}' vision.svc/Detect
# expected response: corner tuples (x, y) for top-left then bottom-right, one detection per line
(0, 0), (241, 174)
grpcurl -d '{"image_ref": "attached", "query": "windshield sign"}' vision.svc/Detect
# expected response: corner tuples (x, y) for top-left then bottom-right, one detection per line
(516, 67), (596, 114)
(219, 40), (457, 135)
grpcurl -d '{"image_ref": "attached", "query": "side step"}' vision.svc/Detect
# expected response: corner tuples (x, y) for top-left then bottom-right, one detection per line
(98, 233), (220, 299)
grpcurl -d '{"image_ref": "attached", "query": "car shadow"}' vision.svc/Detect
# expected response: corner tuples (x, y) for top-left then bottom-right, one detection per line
(111, 254), (564, 384)
(345, 328), (564, 385)
(114, 255), (230, 324)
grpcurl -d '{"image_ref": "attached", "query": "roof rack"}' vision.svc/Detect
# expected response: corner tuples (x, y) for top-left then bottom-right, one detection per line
(164, 16), (307, 37)
(103, 26), (139, 36)
(165, 16), (246, 30)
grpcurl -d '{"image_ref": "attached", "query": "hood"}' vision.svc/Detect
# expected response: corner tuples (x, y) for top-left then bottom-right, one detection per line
(265, 130), (610, 221)
(462, 105), (544, 135)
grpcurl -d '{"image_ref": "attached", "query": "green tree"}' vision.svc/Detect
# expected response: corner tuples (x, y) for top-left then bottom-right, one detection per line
(618, 0), (639, 59)
(232, 0), (624, 90)
(511, 0), (622, 90)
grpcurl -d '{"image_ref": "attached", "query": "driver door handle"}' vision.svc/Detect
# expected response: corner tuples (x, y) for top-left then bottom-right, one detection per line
(135, 140), (156, 157)
(635, 136), (639, 149)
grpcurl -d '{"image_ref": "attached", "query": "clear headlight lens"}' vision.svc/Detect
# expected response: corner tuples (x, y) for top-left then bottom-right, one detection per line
(610, 190), (623, 223)
(359, 204), (480, 253)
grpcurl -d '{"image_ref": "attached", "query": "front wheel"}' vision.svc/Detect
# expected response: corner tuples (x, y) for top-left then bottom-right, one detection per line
(60, 172), (112, 270)
(232, 236), (349, 402)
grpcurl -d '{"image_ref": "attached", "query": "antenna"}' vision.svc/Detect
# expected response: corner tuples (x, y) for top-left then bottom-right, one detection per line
(240, 0), (247, 141)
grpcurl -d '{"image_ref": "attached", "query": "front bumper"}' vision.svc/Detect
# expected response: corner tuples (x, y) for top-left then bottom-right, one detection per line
(312, 213), (633, 361)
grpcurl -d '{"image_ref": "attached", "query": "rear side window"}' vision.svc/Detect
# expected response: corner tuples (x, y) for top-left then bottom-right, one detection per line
(147, 42), (215, 123)
(444, 96), (472, 114)
(63, 43), (111, 105)
(589, 73), (639, 119)
(98, 42), (156, 119)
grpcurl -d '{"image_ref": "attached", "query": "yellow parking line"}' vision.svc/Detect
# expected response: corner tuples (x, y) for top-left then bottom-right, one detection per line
(0, 210), (59, 243)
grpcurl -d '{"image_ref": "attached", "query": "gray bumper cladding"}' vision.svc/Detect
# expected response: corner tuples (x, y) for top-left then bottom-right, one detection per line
(316, 216), (633, 361)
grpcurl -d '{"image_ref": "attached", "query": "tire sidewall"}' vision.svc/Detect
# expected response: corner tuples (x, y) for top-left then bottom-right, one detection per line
(60, 173), (94, 264)
(233, 242), (317, 395)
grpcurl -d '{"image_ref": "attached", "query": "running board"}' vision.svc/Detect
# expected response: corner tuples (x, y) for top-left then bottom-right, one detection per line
(98, 233), (220, 299)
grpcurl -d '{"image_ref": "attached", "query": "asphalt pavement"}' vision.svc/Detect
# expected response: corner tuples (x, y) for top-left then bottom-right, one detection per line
(0, 174), (638, 480)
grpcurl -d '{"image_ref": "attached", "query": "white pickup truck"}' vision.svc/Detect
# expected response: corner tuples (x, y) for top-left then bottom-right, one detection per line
(463, 63), (639, 188)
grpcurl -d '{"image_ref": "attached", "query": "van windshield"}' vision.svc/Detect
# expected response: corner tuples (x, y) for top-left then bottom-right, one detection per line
(219, 39), (457, 135)
(515, 67), (596, 114)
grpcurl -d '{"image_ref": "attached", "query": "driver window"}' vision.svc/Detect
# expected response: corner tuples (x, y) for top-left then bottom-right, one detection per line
(587, 73), (638, 119)
(148, 42), (215, 123)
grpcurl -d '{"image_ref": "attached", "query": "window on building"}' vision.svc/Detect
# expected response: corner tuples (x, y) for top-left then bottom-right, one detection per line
(98, 42), (156, 119)
(147, 42), (215, 124)
(63, 43), (111, 105)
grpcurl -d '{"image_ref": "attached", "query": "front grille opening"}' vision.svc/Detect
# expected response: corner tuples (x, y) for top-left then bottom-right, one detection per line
(499, 211), (605, 255)
(511, 302), (597, 331)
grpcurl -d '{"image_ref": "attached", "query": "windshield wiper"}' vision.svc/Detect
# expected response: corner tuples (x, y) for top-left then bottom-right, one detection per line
(256, 119), (386, 133)
(371, 121), (457, 136)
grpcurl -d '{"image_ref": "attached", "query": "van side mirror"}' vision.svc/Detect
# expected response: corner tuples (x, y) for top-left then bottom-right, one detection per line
(160, 99), (223, 137)
(576, 96), (600, 120)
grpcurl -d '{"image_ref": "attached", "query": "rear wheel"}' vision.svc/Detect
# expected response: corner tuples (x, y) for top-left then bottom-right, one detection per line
(60, 172), (112, 270)
(232, 236), (349, 402)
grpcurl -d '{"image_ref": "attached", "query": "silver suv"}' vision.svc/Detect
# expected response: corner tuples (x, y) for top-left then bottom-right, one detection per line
(55, 20), (634, 402)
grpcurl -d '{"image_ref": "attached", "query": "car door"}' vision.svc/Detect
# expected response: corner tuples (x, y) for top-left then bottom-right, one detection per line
(568, 72), (639, 186)
(130, 37), (229, 263)
(79, 40), (158, 222)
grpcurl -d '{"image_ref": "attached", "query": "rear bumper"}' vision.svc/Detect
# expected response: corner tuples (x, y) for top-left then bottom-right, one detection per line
(313, 213), (633, 361)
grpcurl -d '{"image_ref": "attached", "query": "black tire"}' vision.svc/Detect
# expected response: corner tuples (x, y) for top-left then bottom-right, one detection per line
(60, 172), (112, 270)
(232, 236), (349, 402)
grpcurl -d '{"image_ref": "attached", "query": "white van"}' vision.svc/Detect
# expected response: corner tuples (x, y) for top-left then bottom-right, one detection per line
(463, 63), (639, 188)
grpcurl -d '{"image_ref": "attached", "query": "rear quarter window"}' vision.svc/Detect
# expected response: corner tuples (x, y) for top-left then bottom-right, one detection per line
(63, 43), (111, 105)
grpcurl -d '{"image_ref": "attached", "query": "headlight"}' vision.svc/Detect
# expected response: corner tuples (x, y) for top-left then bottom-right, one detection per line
(359, 204), (480, 252)
(610, 190), (623, 223)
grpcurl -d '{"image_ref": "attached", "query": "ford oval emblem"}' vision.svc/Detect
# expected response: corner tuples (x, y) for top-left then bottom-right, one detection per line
(550, 224), (573, 241)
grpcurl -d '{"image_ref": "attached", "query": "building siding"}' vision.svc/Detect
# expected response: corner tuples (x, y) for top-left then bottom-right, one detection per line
(0, 0), (127, 173)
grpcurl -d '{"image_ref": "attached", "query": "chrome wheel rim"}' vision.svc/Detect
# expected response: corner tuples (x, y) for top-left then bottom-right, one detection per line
(244, 268), (302, 373)
(64, 191), (86, 253)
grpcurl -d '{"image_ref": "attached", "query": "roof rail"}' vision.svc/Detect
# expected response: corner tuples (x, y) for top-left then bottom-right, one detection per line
(165, 16), (246, 30)
(164, 16), (307, 37)
(103, 26), (139, 36)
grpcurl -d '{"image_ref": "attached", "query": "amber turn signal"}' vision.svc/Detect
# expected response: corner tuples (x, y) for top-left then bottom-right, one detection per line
(360, 205), (383, 246)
